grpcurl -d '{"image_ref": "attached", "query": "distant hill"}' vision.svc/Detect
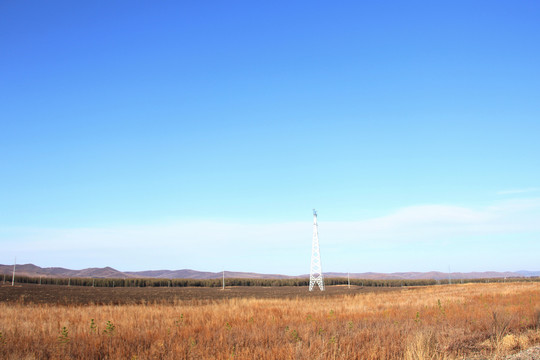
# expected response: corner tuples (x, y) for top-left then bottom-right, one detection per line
(0, 264), (527, 280)
(516, 270), (540, 277)
(124, 269), (294, 280)
(324, 271), (523, 280)
(0, 264), (132, 279)
(0, 264), (294, 280)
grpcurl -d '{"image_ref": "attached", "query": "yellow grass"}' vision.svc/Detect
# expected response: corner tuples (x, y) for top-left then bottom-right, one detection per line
(0, 283), (539, 359)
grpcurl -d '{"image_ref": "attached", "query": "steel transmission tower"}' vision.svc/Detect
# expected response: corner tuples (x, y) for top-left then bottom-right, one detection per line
(309, 209), (325, 291)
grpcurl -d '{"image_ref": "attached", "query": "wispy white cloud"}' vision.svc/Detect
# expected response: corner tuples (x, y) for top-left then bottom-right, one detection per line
(497, 188), (539, 195)
(3, 199), (540, 250)
(1, 198), (540, 272)
(320, 200), (540, 247)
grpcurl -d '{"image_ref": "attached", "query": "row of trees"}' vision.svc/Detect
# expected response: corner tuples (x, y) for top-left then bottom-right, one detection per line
(2, 273), (538, 288)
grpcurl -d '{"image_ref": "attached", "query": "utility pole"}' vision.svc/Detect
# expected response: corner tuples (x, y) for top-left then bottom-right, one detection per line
(12, 257), (16, 286)
(309, 209), (324, 291)
(347, 271), (350, 289)
(222, 270), (225, 290)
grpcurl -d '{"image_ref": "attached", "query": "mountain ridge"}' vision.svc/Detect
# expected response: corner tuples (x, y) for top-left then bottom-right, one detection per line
(0, 264), (535, 280)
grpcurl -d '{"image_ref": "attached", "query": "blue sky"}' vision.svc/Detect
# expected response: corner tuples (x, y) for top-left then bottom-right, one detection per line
(1, 1), (539, 274)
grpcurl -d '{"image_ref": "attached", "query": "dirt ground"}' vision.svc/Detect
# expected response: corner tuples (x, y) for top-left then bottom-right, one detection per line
(0, 283), (399, 305)
(504, 346), (540, 360)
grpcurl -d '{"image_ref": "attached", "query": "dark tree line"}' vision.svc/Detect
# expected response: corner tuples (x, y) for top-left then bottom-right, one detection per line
(1, 273), (537, 288)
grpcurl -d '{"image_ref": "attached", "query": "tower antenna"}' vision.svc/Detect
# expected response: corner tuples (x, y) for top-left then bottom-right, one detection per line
(309, 209), (325, 291)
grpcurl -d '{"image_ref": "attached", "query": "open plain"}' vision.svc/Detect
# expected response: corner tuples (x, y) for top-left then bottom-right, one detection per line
(0, 282), (397, 304)
(0, 282), (539, 359)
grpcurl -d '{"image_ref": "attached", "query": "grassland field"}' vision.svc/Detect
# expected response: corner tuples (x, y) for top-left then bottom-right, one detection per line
(0, 282), (539, 359)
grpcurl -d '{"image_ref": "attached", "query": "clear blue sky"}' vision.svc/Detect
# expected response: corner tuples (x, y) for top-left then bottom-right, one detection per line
(1, 1), (539, 274)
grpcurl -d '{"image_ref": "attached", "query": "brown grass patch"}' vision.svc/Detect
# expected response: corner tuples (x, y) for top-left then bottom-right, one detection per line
(0, 282), (538, 359)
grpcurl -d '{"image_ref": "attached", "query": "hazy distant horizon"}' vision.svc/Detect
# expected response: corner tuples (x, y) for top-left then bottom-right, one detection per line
(2, 262), (538, 281)
(1, 261), (538, 277)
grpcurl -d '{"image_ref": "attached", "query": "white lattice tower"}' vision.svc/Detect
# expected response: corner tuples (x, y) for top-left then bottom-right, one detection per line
(309, 209), (324, 291)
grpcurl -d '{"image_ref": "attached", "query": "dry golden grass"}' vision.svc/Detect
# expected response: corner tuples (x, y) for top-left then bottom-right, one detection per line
(0, 282), (538, 359)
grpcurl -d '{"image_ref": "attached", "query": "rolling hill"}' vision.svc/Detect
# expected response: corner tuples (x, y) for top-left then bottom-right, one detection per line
(0, 264), (533, 280)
